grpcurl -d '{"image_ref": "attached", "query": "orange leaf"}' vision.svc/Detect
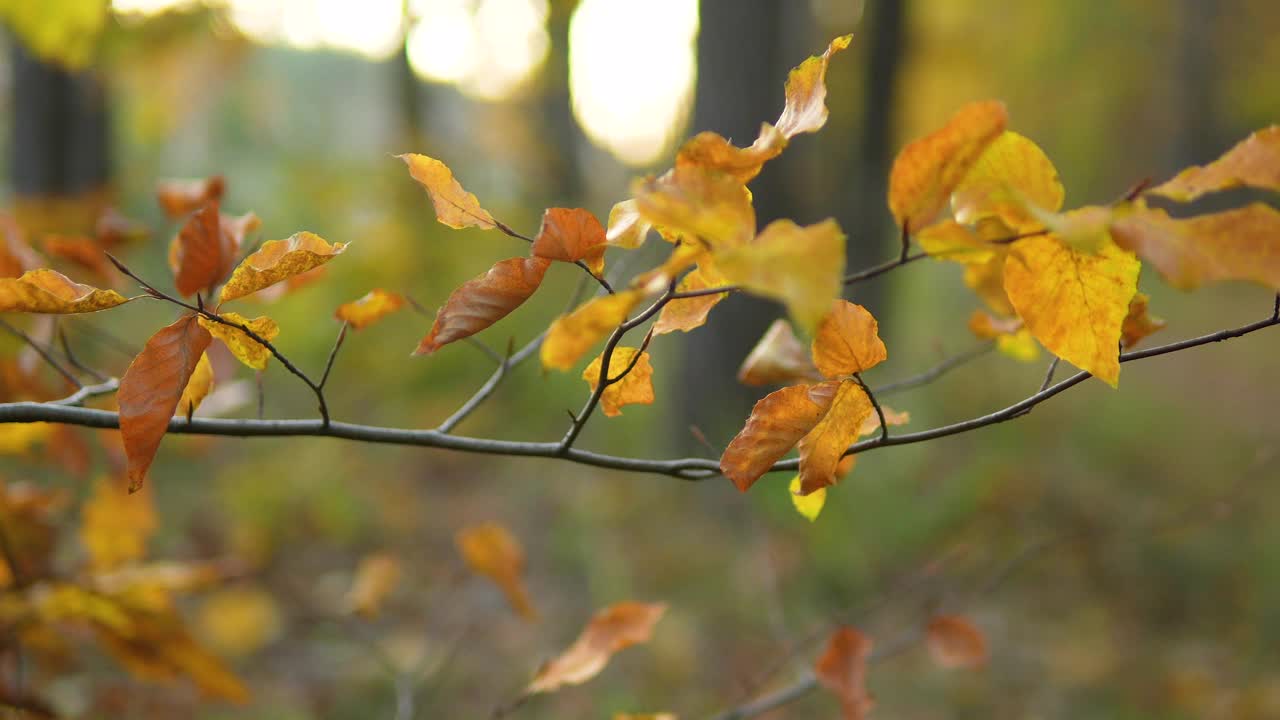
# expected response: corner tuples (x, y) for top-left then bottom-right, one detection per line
(118, 315), (212, 491)
(397, 153), (496, 230)
(1147, 126), (1280, 202)
(1120, 292), (1166, 349)
(811, 300), (887, 378)
(527, 601), (666, 694)
(633, 166), (756, 250)
(720, 383), (836, 492)
(156, 175), (225, 219)
(335, 289), (406, 330)
(541, 290), (644, 371)
(0, 269), (129, 314)
(715, 218), (846, 333)
(344, 552), (401, 618)
(171, 204), (255, 297)
(42, 235), (113, 282)
(455, 522), (536, 620)
(415, 257), (550, 356)
(814, 626), (874, 720)
(888, 100), (1008, 230)
(952, 130), (1064, 230)
(531, 207), (607, 275)
(218, 231), (347, 304)
(737, 319), (820, 386)
(775, 34), (853, 138)
(1111, 202), (1280, 291)
(582, 347), (655, 417)
(797, 380), (873, 495)
(652, 266), (728, 335)
(925, 615), (988, 669)
(675, 123), (787, 184)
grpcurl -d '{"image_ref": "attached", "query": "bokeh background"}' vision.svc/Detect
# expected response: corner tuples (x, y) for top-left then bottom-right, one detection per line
(1, 0), (1278, 718)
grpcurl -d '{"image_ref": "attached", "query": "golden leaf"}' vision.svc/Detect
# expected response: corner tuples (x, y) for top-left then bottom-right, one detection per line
(198, 313), (279, 371)
(652, 265), (728, 335)
(1120, 292), (1166, 349)
(775, 34), (854, 138)
(1147, 126), (1280, 202)
(674, 123), (787, 184)
(335, 289), (406, 330)
(720, 383), (835, 492)
(715, 218), (846, 333)
(455, 522), (536, 620)
(1111, 202), (1280, 291)
(0, 269), (129, 314)
(218, 231), (347, 304)
(344, 553), (401, 618)
(541, 290), (643, 371)
(605, 199), (652, 249)
(633, 166), (756, 250)
(397, 153), (497, 230)
(156, 176), (226, 219)
(788, 475), (827, 522)
(811, 300), (887, 378)
(797, 380), (873, 495)
(952, 130), (1063, 230)
(582, 347), (655, 418)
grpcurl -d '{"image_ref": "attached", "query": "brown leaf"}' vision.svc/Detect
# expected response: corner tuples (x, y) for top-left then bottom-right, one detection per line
(811, 300), (888, 378)
(531, 208), (607, 275)
(775, 34), (853, 138)
(925, 615), (988, 669)
(797, 380), (873, 495)
(455, 522), (536, 620)
(582, 347), (655, 417)
(397, 153), (497, 230)
(888, 100), (1008, 231)
(344, 552), (401, 618)
(218, 231), (347, 304)
(527, 602), (666, 694)
(172, 203), (238, 297)
(1111, 202), (1280, 291)
(814, 626), (875, 720)
(1147, 126), (1280, 202)
(156, 175), (225, 219)
(0, 269), (130, 314)
(118, 314), (212, 491)
(721, 383), (835, 492)
(335, 289), (406, 330)
(415, 257), (550, 356)
(737, 319), (821, 386)
(1120, 292), (1166, 349)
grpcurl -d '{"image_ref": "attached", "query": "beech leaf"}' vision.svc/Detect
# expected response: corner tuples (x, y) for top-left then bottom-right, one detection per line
(198, 313), (280, 371)
(0, 269), (129, 314)
(1120, 292), (1166, 349)
(541, 290), (643, 371)
(653, 265), (728, 335)
(172, 203), (237, 297)
(737, 319), (820, 387)
(531, 207), (607, 275)
(335, 289), (406, 331)
(605, 199), (652, 249)
(156, 175), (225, 219)
(1111, 202), (1280, 291)
(633, 166), (756, 250)
(925, 615), (988, 669)
(415, 257), (550, 356)
(176, 352), (215, 417)
(811, 300), (887, 378)
(952, 130), (1064, 230)
(775, 34), (854, 138)
(675, 123), (787, 184)
(397, 153), (497, 230)
(814, 626), (875, 720)
(715, 218), (846, 333)
(218, 231), (347, 304)
(797, 380), (873, 495)
(582, 347), (655, 417)
(721, 383), (836, 492)
(1146, 126), (1280, 202)
(527, 601), (666, 694)
(455, 522), (536, 620)
(118, 314), (212, 491)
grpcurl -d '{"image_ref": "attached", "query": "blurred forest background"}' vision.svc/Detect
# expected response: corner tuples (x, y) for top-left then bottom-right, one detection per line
(1, 0), (1278, 718)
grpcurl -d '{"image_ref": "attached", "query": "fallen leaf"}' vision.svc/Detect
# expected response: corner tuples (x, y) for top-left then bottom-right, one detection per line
(582, 347), (655, 417)
(811, 300), (887, 378)
(737, 319), (821, 386)
(0, 269), (129, 313)
(814, 626), (875, 720)
(415, 257), (550, 355)
(344, 552), (401, 618)
(156, 176), (225, 219)
(79, 476), (156, 571)
(926, 615), (988, 669)
(335, 289), (406, 330)
(198, 313), (279, 371)
(527, 602), (666, 694)
(218, 231), (347, 304)
(1147, 126), (1280, 201)
(653, 265), (728, 335)
(397, 153), (497, 230)
(118, 314), (212, 491)
(1111, 202), (1280, 291)
(797, 380), (873, 495)
(541, 290), (643, 371)
(715, 218), (846, 333)
(633, 166), (756, 250)
(175, 352), (214, 417)
(721, 383), (835, 492)
(1120, 292), (1166, 349)
(775, 34), (854, 138)
(531, 208), (607, 275)
(455, 522), (536, 620)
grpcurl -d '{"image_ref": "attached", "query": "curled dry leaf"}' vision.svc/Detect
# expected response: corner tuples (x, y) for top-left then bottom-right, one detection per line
(605, 199), (651, 249)
(738, 319), (820, 386)
(527, 601), (667, 694)
(814, 625), (875, 720)
(775, 34), (853, 138)
(720, 383), (835, 492)
(715, 218), (846, 333)
(796, 380), (873, 495)
(653, 265), (729, 335)
(218, 231), (347, 304)
(0, 269), (130, 314)
(1120, 293), (1166, 349)
(415, 257), (550, 356)
(344, 552), (401, 618)
(925, 614), (988, 669)
(156, 175), (225, 219)
(335, 289), (405, 330)
(888, 100), (1008, 231)
(1146, 126), (1280, 202)
(811, 300), (888, 378)
(455, 522), (536, 620)
(582, 347), (655, 417)
(118, 314), (213, 491)
(198, 313), (280, 371)
(531, 207), (607, 275)
(541, 290), (643, 371)
(632, 165), (756, 250)
(79, 476), (157, 572)
(176, 352), (215, 417)
(397, 153), (497, 230)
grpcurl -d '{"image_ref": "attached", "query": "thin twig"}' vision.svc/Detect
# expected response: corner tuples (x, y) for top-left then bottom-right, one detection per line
(57, 325), (109, 383)
(320, 322), (349, 389)
(493, 218), (613, 294)
(48, 379), (119, 407)
(852, 373), (889, 442)
(437, 333), (543, 433)
(1038, 357), (1061, 393)
(871, 342), (994, 397)
(0, 317), (82, 389)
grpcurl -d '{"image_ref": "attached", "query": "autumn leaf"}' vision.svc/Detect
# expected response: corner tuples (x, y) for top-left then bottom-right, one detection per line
(118, 314), (213, 491)
(675, 123), (787, 184)
(1120, 292), (1166, 349)
(172, 203), (239, 297)
(415, 257), (550, 356)
(198, 313), (280, 371)
(541, 290), (644, 371)
(814, 625), (875, 720)
(775, 34), (853, 138)
(797, 380), (873, 495)
(606, 199), (652, 249)
(0, 269), (130, 313)
(925, 615), (988, 669)
(344, 552), (401, 618)
(156, 175), (225, 219)
(721, 383), (835, 492)
(218, 231), (347, 304)
(583, 347), (655, 417)
(176, 352), (215, 417)
(715, 218), (846, 333)
(80, 476), (156, 572)
(1146, 126), (1280, 202)
(811, 300), (888, 378)
(1004, 235), (1139, 387)
(335, 289), (406, 330)
(531, 207), (608, 275)
(653, 265), (728, 335)
(965, 251), (1016, 316)
(455, 522), (536, 620)
(737, 319), (820, 386)
(916, 220), (997, 264)
(42, 235), (113, 282)
(527, 602), (666, 694)
(968, 310), (1040, 362)
(1111, 202), (1280, 291)
(952, 130), (1063, 230)
(632, 166), (756, 250)
(888, 100), (1008, 231)
(397, 153), (497, 230)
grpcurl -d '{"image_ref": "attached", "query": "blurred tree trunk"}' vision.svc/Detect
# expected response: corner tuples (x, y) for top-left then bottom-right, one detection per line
(1170, 0), (1217, 172)
(536, 0), (585, 205)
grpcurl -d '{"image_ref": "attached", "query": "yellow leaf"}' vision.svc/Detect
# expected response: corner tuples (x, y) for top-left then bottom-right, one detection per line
(582, 347), (655, 417)
(888, 100), (1008, 231)
(198, 313), (280, 371)
(455, 523), (536, 620)
(968, 310), (1039, 362)
(1035, 205), (1113, 254)
(797, 380), (873, 495)
(195, 588), (282, 658)
(715, 218), (846, 333)
(397, 153), (497, 230)
(218, 231), (347, 304)
(1120, 292), (1166, 349)
(0, 0), (107, 69)
(605, 199), (652, 249)
(788, 475), (827, 522)
(335, 289), (406, 330)
(344, 552), (401, 618)
(528, 602), (666, 694)
(917, 220), (996, 264)
(952, 131), (1063, 230)
(79, 476), (156, 572)
(737, 319), (821, 387)
(811, 300), (887, 378)
(541, 290), (643, 371)
(0, 268), (129, 313)
(996, 329), (1041, 362)
(720, 383), (836, 492)
(0, 422), (51, 454)
(775, 34), (854, 138)
(964, 252), (1015, 316)
(1004, 235), (1139, 387)
(1147, 126), (1280, 202)
(653, 265), (728, 335)
(675, 123), (787, 184)
(633, 166), (756, 250)
(176, 352), (215, 417)
(1111, 202), (1280, 291)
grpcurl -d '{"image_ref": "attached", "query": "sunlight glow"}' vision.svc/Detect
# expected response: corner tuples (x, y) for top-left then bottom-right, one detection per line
(568, 0), (698, 166)
(406, 0), (549, 100)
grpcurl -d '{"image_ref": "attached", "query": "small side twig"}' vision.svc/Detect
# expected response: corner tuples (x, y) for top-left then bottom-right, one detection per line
(852, 373), (889, 442)
(319, 322), (349, 389)
(0, 317), (82, 389)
